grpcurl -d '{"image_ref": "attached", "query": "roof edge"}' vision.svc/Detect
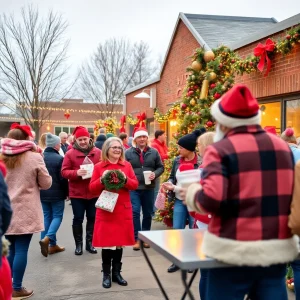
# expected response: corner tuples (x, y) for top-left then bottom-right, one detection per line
(123, 77), (160, 95)
(231, 13), (300, 50)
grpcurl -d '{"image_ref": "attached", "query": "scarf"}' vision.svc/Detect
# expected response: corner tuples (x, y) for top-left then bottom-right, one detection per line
(134, 146), (149, 165)
(73, 139), (94, 156)
(179, 152), (198, 166)
(0, 138), (36, 155)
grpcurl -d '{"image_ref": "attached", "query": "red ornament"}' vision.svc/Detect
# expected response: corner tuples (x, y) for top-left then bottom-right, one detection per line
(214, 93), (221, 99)
(286, 34), (291, 40)
(193, 85), (199, 90)
(219, 63), (223, 68)
(249, 61), (253, 66)
(206, 121), (213, 127)
(181, 103), (187, 110)
(64, 110), (70, 119)
(294, 33), (299, 38)
(231, 59), (235, 63)
(210, 83), (216, 89)
(187, 90), (194, 96)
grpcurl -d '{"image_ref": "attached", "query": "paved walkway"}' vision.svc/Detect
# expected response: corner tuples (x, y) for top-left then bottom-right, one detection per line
(23, 203), (295, 299)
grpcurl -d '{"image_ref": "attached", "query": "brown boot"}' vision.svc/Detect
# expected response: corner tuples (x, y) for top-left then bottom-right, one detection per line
(49, 245), (65, 255)
(39, 236), (50, 257)
(12, 287), (34, 299)
(133, 241), (140, 251)
(143, 243), (150, 248)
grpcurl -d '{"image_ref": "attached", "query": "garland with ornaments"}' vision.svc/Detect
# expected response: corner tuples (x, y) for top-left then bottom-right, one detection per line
(154, 25), (300, 227)
(94, 117), (118, 135)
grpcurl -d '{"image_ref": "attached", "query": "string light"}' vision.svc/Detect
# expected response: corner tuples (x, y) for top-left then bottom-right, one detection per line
(0, 116), (96, 124)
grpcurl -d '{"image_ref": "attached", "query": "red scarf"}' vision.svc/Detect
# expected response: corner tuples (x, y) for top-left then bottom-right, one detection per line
(135, 147), (149, 165)
(179, 153), (198, 166)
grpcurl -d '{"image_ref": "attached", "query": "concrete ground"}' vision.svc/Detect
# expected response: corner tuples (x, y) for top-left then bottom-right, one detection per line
(23, 202), (295, 299)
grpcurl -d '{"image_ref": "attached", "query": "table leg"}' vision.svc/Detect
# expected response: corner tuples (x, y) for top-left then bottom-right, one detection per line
(140, 241), (170, 300)
(181, 269), (198, 300)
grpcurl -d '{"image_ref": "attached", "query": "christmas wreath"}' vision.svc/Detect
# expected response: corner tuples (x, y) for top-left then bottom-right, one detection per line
(102, 170), (126, 191)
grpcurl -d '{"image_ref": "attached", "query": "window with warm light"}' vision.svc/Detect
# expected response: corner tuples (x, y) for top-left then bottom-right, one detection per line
(260, 102), (281, 134)
(168, 120), (178, 143)
(286, 99), (300, 137)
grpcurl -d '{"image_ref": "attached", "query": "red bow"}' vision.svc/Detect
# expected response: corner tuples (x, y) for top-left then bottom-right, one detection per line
(136, 112), (146, 127)
(253, 38), (275, 77)
(10, 123), (33, 137)
(109, 171), (119, 184)
(119, 115), (126, 133)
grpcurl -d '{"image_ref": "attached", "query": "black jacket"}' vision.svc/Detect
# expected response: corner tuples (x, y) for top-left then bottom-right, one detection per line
(125, 146), (164, 190)
(61, 143), (68, 154)
(40, 147), (68, 201)
(0, 173), (12, 263)
(95, 134), (106, 150)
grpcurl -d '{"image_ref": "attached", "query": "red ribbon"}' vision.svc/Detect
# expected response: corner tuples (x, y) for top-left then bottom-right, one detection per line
(135, 112), (146, 129)
(119, 115), (126, 133)
(109, 171), (119, 184)
(253, 38), (275, 77)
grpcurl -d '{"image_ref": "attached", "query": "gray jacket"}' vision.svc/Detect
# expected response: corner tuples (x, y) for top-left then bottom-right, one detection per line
(125, 146), (164, 190)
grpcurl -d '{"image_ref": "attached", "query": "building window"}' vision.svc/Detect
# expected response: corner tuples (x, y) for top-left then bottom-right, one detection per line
(260, 102), (281, 134)
(286, 99), (300, 137)
(54, 126), (94, 135)
(167, 120), (178, 144)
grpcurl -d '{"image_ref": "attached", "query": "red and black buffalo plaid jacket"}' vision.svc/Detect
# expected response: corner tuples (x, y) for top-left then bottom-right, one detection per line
(187, 125), (299, 266)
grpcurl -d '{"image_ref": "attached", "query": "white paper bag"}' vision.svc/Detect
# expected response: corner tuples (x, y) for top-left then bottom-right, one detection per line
(95, 190), (119, 213)
(80, 156), (94, 179)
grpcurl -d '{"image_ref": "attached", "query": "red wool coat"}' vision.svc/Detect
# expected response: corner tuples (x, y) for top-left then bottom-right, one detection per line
(89, 160), (138, 247)
(61, 147), (101, 200)
(151, 139), (169, 162)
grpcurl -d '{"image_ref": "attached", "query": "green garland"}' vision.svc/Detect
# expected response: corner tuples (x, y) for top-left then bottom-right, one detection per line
(102, 170), (126, 191)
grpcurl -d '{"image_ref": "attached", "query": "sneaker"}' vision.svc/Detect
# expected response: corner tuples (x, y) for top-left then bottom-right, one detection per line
(12, 287), (34, 299)
(133, 241), (140, 251)
(49, 245), (65, 255)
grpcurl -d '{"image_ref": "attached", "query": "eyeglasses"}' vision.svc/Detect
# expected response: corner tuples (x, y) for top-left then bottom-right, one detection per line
(110, 146), (123, 151)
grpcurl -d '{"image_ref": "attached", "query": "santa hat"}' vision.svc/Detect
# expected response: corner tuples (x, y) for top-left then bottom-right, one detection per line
(10, 123), (33, 138)
(133, 127), (149, 140)
(211, 84), (261, 128)
(264, 126), (277, 135)
(73, 126), (90, 139)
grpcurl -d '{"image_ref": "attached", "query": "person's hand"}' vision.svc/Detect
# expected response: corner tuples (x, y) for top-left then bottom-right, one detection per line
(149, 172), (155, 180)
(178, 188), (187, 204)
(162, 182), (174, 191)
(77, 169), (87, 177)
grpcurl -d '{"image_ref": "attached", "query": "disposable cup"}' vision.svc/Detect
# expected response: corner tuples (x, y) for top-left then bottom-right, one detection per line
(143, 171), (152, 185)
(177, 169), (201, 188)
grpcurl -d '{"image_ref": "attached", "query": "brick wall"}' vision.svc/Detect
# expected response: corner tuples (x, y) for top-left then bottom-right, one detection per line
(235, 29), (300, 99)
(125, 20), (200, 133)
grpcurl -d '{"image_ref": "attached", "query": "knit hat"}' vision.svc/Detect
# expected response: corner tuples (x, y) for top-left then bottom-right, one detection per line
(73, 126), (90, 139)
(133, 127), (149, 140)
(211, 84), (261, 128)
(106, 133), (115, 138)
(46, 133), (60, 148)
(178, 128), (206, 152)
(10, 123), (33, 138)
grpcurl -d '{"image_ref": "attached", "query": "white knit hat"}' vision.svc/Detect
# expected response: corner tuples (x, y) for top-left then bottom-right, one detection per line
(133, 128), (149, 140)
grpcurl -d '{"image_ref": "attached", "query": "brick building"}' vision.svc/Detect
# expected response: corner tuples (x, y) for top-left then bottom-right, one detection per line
(124, 13), (300, 140)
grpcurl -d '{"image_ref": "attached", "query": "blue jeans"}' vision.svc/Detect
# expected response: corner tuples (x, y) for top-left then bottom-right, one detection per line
(199, 269), (208, 300)
(71, 198), (97, 226)
(173, 198), (194, 229)
(130, 190), (154, 241)
(206, 264), (287, 300)
(291, 261), (300, 297)
(41, 201), (65, 246)
(5, 234), (33, 290)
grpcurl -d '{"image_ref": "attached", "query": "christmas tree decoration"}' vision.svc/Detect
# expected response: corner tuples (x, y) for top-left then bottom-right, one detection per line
(64, 110), (71, 119)
(94, 117), (118, 136)
(203, 50), (215, 62)
(191, 60), (202, 71)
(190, 99), (196, 106)
(102, 170), (126, 191)
(200, 79), (209, 99)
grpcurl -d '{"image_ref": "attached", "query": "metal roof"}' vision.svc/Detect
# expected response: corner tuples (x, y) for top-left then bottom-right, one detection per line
(183, 13), (277, 49)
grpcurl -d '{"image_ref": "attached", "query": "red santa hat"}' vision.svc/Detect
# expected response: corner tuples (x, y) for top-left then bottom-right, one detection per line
(264, 126), (277, 135)
(211, 84), (261, 128)
(10, 123), (33, 138)
(133, 127), (149, 140)
(72, 126), (90, 139)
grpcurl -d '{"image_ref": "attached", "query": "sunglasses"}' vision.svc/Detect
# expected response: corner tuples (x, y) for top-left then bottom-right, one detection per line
(110, 146), (123, 151)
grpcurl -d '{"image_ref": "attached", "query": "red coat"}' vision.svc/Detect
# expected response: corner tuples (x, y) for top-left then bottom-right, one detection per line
(151, 139), (168, 162)
(0, 257), (12, 300)
(89, 160), (138, 247)
(61, 147), (101, 200)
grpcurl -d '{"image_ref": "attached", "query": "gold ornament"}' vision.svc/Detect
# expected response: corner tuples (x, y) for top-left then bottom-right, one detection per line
(200, 80), (209, 100)
(209, 72), (217, 81)
(191, 60), (202, 71)
(190, 99), (196, 106)
(204, 51), (215, 62)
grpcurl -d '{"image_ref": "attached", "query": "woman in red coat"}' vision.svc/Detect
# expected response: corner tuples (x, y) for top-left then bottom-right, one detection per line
(89, 137), (138, 289)
(61, 126), (101, 256)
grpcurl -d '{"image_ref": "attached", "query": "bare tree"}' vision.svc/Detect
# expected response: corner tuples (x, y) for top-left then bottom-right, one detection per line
(0, 6), (73, 137)
(79, 38), (159, 118)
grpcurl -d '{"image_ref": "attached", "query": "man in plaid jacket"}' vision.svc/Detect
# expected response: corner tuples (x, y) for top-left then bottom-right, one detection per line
(185, 84), (299, 300)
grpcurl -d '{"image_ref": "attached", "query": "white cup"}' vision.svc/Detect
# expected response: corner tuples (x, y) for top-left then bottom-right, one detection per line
(143, 171), (152, 185)
(177, 169), (201, 188)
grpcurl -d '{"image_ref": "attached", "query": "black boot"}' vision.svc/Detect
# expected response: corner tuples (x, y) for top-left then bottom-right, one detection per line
(112, 262), (128, 286)
(72, 225), (83, 256)
(86, 221), (97, 254)
(102, 264), (111, 288)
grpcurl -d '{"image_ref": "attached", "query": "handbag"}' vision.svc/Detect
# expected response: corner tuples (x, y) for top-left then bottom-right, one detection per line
(155, 186), (167, 210)
(95, 190), (119, 213)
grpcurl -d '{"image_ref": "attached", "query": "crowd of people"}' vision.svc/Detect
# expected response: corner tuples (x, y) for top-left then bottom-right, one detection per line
(0, 83), (300, 299)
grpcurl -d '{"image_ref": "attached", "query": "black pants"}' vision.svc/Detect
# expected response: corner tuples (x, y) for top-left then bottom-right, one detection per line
(71, 198), (97, 226)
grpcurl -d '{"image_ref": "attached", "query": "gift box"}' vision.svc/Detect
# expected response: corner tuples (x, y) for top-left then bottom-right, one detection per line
(95, 190), (119, 213)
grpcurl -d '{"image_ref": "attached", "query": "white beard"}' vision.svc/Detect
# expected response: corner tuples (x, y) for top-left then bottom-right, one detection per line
(213, 123), (225, 142)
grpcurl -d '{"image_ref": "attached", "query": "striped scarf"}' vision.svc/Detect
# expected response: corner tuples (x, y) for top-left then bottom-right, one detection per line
(0, 138), (36, 155)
